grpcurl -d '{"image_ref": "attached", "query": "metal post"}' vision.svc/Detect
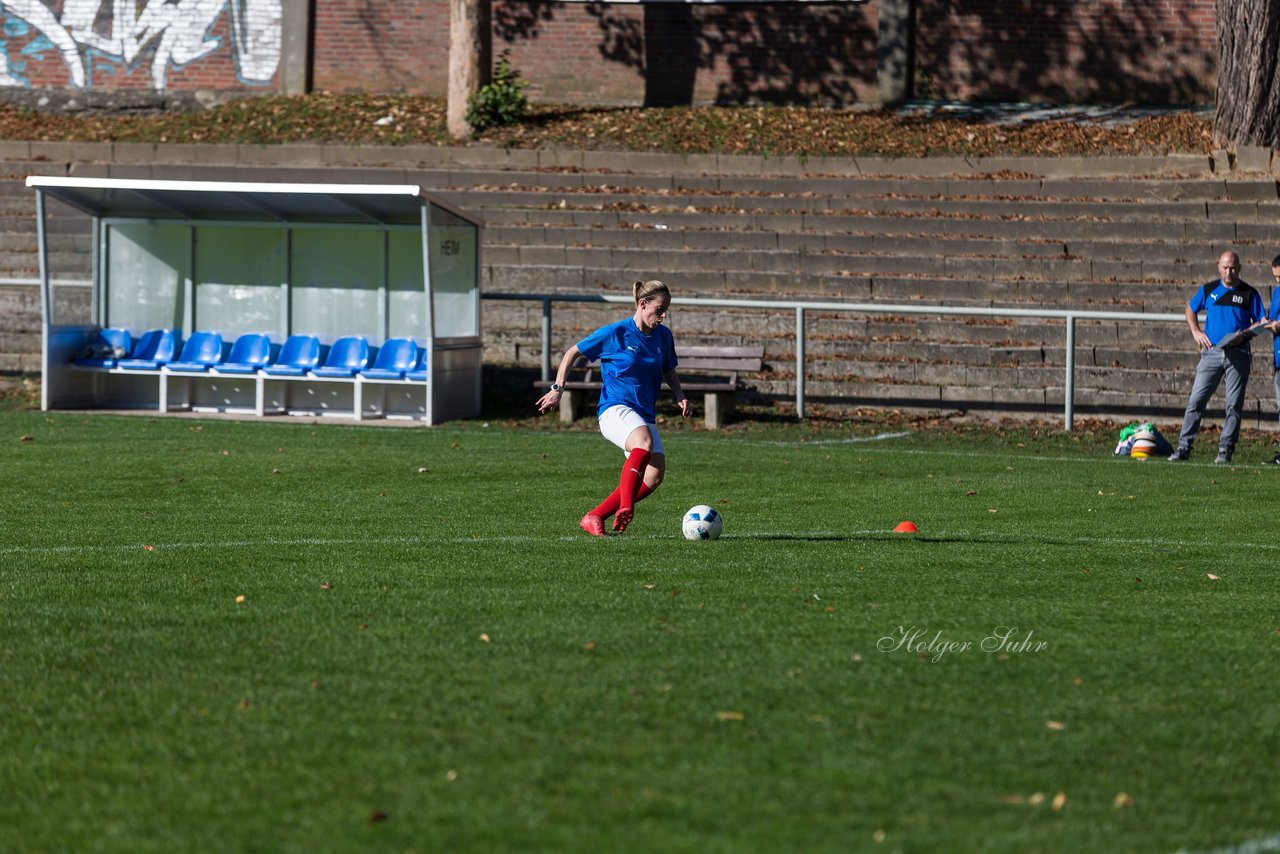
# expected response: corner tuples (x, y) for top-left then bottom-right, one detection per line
(421, 203), (435, 426)
(795, 306), (806, 420)
(1064, 315), (1076, 432)
(35, 191), (49, 412)
(541, 298), (553, 382)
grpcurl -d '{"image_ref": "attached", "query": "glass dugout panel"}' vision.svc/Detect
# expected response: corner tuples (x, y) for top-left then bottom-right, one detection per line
(194, 227), (287, 337)
(105, 223), (190, 331)
(45, 197), (93, 325)
(388, 230), (427, 342)
(289, 229), (383, 340)
(428, 205), (478, 338)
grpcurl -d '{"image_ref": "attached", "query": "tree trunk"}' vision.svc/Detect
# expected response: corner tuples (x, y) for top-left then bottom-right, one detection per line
(1214, 0), (1280, 148)
(447, 0), (492, 140)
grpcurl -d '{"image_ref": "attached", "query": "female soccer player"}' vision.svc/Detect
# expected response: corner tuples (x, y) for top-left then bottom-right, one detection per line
(536, 280), (692, 535)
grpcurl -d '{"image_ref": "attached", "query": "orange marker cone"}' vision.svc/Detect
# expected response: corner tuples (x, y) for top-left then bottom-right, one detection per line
(893, 520), (919, 533)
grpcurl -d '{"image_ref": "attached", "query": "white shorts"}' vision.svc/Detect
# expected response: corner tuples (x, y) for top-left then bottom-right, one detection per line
(598, 404), (664, 456)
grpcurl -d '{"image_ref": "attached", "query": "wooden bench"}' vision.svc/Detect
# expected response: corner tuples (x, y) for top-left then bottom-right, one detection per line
(547, 344), (765, 430)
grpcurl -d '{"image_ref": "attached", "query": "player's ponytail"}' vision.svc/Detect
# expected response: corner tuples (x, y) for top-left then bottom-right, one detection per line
(633, 279), (670, 304)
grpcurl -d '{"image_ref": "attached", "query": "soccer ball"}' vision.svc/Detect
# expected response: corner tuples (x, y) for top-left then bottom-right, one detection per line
(682, 504), (723, 540)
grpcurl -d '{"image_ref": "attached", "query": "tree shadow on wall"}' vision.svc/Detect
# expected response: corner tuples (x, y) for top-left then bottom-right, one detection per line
(914, 0), (1212, 104)
(493, 1), (876, 107)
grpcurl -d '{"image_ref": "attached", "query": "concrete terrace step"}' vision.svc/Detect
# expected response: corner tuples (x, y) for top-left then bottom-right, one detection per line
(484, 258), (1262, 293)
(444, 185), (1273, 223)
(475, 206), (1261, 246)
(482, 223), (1267, 265)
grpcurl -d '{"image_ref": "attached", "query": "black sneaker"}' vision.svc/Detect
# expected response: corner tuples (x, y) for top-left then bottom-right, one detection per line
(1168, 447), (1191, 461)
(1265, 453), (1280, 466)
(1215, 452), (1232, 464)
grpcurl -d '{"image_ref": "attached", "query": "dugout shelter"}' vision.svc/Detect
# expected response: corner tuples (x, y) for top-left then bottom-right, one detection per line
(28, 176), (482, 425)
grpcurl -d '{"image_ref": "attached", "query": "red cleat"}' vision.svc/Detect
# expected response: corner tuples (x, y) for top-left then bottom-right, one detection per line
(580, 513), (607, 537)
(612, 506), (634, 533)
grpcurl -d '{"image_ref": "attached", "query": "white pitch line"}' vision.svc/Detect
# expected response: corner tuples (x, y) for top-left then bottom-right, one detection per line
(5, 528), (1280, 557)
(1174, 833), (1280, 854)
(529, 427), (1272, 468)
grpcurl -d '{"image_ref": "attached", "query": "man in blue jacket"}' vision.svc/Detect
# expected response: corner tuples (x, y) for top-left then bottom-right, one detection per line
(1169, 251), (1264, 463)
(1265, 255), (1280, 465)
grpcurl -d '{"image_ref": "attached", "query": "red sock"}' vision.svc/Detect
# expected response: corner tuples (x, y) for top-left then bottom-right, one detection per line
(591, 481), (655, 520)
(618, 448), (651, 512)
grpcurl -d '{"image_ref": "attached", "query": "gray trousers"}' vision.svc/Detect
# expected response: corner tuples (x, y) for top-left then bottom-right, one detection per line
(1274, 368), (1280, 436)
(1177, 346), (1251, 452)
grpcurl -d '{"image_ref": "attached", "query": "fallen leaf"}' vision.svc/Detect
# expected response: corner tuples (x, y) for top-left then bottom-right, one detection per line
(479, 633), (491, 643)
(143, 545), (154, 551)
(1052, 791), (1067, 811)
(642, 583), (656, 590)
(366, 811), (388, 824)
(1046, 720), (1066, 731)
(964, 490), (976, 496)
(446, 769), (458, 782)
(235, 595), (245, 604)
(319, 582), (333, 590)
(238, 698), (251, 709)
(1113, 792), (1134, 808)
(18, 435), (33, 442)
(1207, 573), (1220, 581)
(583, 641), (596, 650)
(717, 711), (744, 721)
(1000, 794), (1025, 804)
(1028, 792), (1045, 806)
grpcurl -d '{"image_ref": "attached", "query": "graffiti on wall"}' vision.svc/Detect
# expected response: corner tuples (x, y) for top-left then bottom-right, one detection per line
(0, 0), (281, 90)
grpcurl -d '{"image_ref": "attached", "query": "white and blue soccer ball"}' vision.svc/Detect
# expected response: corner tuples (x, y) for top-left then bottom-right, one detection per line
(682, 504), (723, 540)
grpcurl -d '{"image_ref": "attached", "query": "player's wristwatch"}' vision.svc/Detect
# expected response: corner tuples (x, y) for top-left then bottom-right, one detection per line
(549, 383), (563, 393)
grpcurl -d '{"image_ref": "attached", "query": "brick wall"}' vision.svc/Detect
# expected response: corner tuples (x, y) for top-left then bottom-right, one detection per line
(311, 1), (879, 106)
(913, 0), (1217, 103)
(312, 1), (451, 94)
(0, 0), (1219, 106)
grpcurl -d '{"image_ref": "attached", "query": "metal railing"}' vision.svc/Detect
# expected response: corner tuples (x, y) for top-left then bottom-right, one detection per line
(483, 291), (1187, 431)
(3, 277), (1188, 430)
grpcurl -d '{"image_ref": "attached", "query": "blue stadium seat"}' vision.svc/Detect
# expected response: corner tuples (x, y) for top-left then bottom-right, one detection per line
(262, 335), (321, 376)
(74, 327), (131, 369)
(115, 329), (180, 370)
(166, 331), (224, 372)
(214, 333), (274, 374)
(311, 335), (370, 378)
(405, 349), (428, 382)
(360, 338), (419, 380)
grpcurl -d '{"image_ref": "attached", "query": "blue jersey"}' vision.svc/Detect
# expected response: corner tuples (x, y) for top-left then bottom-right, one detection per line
(576, 318), (678, 421)
(1189, 279), (1263, 347)
(1269, 287), (1280, 368)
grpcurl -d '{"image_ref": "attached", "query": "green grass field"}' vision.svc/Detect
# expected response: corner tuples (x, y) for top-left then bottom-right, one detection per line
(2, 409), (1278, 853)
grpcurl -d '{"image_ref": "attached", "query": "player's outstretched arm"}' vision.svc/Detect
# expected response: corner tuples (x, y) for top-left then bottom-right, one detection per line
(665, 368), (692, 417)
(536, 345), (582, 413)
